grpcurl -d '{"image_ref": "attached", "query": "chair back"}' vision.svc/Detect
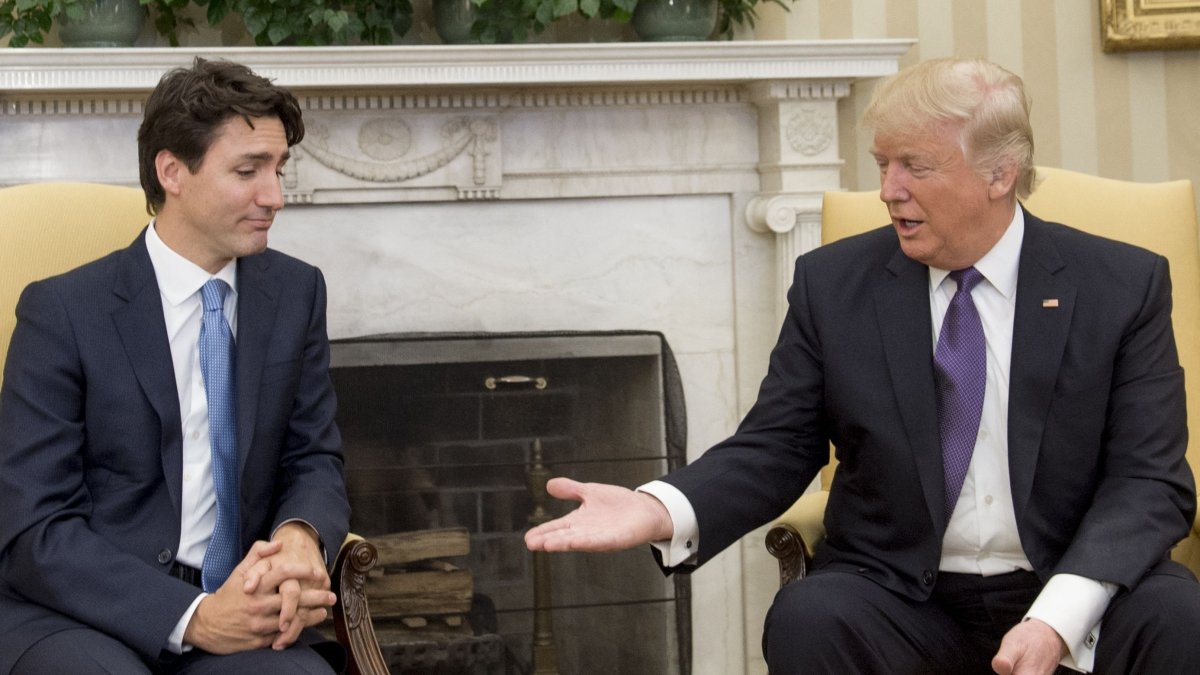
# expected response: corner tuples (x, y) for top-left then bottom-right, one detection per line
(0, 182), (148, 387)
(818, 166), (1200, 570)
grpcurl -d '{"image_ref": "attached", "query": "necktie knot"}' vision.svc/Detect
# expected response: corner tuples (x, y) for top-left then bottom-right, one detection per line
(950, 267), (984, 295)
(201, 279), (229, 313)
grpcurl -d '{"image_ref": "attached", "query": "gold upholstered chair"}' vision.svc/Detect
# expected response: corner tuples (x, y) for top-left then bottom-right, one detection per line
(0, 182), (387, 675)
(766, 166), (1200, 586)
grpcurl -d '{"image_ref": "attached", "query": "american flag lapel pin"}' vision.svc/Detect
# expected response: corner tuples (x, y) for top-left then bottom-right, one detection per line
(1042, 298), (1060, 308)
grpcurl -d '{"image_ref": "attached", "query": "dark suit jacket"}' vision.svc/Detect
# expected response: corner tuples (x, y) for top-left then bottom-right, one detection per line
(0, 230), (350, 674)
(662, 210), (1195, 601)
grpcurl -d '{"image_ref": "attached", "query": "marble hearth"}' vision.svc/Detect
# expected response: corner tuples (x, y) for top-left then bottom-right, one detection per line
(0, 40), (910, 674)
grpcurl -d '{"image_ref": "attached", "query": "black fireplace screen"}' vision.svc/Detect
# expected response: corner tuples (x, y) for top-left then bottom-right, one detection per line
(330, 331), (691, 675)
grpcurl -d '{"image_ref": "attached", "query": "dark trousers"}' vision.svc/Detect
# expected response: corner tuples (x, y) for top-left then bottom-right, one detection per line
(763, 560), (1200, 674)
(11, 627), (340, 675)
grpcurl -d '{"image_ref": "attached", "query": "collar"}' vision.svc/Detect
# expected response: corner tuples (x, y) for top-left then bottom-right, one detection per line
(929, 207), (1024, 299)
(145, 220), (238, 307)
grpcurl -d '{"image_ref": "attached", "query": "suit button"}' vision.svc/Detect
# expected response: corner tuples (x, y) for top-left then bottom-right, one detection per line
(922, 570), (935, 586)
(157, 549), (172, 565)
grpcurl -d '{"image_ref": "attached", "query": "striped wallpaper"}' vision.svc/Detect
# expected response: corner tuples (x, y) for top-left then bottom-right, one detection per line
(757, 0), (1200, 215)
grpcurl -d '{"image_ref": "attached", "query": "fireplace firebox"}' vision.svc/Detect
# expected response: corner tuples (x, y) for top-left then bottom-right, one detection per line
(330, 331), (690, 675)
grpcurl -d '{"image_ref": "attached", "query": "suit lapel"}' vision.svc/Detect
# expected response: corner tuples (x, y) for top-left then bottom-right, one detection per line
(234, 253), (279, 478)
(1008, 213), (1075, 519)
(111, 231), (184, 517)
(875, 248), (946, 530)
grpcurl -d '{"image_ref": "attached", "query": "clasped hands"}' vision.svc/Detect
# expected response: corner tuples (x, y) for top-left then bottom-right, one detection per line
(184, 522), (335, 654)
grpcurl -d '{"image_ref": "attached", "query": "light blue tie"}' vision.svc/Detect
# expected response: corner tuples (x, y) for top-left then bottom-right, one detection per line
(199, 279), (240, 593)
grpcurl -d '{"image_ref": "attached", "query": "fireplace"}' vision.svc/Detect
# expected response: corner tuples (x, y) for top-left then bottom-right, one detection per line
(331, 331), (689, 674)
(0, 41), (910, 674)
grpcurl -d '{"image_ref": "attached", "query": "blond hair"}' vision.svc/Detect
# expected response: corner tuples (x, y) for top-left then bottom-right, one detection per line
(862, 58), (1036, 199)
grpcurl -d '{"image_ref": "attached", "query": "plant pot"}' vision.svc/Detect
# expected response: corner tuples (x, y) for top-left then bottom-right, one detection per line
(631, 0), (718, 41)
(58, 0), (146, 47)
(433, 0), (481, 44)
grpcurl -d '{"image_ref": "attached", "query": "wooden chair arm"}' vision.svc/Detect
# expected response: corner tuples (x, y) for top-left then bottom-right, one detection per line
(766, 490), (829, 587)
(332, 534), (388, 675)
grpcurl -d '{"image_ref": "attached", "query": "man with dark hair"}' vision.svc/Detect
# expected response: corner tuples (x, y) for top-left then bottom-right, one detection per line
(527, 58), (1200, 674)
(0, 57), (349, 674)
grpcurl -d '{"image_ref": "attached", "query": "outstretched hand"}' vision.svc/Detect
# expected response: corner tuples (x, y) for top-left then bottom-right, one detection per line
(524, 477), (674, 553)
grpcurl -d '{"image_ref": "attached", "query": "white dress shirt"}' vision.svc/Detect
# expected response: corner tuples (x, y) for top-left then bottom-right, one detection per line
(145, 223), (238, 653)
(643, 208), (1115, 672)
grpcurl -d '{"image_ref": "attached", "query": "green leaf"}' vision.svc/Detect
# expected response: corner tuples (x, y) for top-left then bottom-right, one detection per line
(551, 0), (575, 18)
(327, 8), (349, 32)
(207, 0), (232, 25)
(578, 0), (598, 17)
(534, 0), (551, 25)
(243, 6), (268, 36)
(267, 21), (291, 43)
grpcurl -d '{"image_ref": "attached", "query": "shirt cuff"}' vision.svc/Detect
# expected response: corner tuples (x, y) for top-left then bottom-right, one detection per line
(167, 593), (207, 654)
(1024, 573), (1117, 673)
(637, 480), (698, 567)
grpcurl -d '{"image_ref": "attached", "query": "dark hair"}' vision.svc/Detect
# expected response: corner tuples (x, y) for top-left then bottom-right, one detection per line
(137, 57), (304, 214)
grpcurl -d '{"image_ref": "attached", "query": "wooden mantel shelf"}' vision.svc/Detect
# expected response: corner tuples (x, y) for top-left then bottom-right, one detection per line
(0, 40), (913, 93)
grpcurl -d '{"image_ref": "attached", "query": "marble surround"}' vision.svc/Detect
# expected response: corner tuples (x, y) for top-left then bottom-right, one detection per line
(0, 40), (911, 674)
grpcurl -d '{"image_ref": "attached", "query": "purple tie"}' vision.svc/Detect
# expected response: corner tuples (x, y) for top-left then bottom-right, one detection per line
(935, 267), (986, 524)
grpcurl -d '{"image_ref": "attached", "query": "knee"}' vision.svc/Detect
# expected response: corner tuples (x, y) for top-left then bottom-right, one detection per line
(763, 579), (857, 668)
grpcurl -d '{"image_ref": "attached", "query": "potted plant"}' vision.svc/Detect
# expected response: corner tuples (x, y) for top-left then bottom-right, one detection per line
(436, 0), (789, 44)
(1, 0), (146, 46)
(433, 0), (571, 44)
(626, 0), (791, 40)
(198, 0), (412, 45)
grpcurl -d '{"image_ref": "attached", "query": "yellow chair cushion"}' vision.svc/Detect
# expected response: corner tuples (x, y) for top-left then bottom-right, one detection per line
(0, 182), (148, 387)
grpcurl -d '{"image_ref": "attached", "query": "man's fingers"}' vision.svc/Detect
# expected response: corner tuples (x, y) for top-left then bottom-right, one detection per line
(272, 592), (334, 651)
(278, 578), (301, 633)
(253, 559), (326, 595)
(544, 477), (586, 502)
(238, 540), (283, 593)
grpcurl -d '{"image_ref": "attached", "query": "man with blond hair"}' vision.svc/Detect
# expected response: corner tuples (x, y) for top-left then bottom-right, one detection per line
(526, 58), (1200, 674)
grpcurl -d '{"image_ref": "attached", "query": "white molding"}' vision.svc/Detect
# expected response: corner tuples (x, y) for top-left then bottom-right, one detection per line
(0, 40), (913, 93)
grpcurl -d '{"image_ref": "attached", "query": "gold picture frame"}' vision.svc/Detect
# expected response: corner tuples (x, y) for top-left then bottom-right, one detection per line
(1101, 0), (1200, 52)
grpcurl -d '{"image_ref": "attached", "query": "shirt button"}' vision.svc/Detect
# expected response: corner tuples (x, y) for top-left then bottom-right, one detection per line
(157, 548), (172, 565)
(192, 430), (200, 440)
(922, 570), (935, 586)
(685, 540), (692, 550)
(978, 428), (987, 440)
(984, 495), (994, 505)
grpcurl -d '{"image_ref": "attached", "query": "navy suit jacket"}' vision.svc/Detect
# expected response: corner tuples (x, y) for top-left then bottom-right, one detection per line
(662, 210), (1195, 600)
(0, 230), (350, 673)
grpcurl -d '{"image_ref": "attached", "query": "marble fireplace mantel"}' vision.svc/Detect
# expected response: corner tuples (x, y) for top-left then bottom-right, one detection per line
(0, 41), (912, 675)
(0, 41), (911, 318)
